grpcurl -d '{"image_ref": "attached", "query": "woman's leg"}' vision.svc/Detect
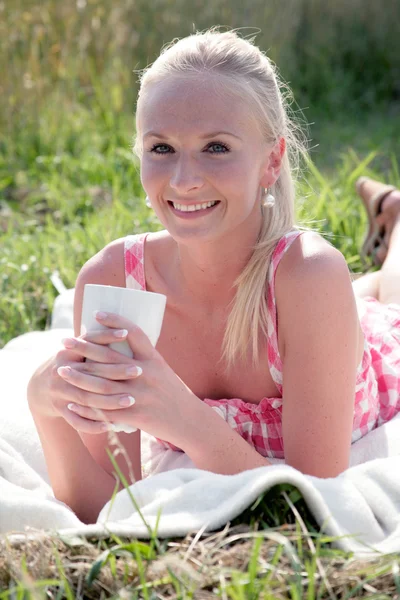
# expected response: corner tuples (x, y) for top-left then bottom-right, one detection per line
(352, 216), (400, 303)
(352, 271), (381, 300)
(353, 179), (400, 304)
(379, 212), (400, 304)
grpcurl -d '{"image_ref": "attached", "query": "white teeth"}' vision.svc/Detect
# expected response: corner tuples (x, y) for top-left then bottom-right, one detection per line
(172, 201), (217, 212)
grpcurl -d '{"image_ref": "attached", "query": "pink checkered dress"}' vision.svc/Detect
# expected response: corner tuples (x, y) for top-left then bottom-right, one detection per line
(125, 230), (400, 460)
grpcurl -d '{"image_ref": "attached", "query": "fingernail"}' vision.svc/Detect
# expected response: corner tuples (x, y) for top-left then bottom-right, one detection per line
(119, 395), (135, 407)
(67, 403), (78, 411)
(94, 311), (108, 319)
(62, 338), (76, 348)
(126, 366), (142, 377)
(58, 366), (71, 377)
(114, 329), (128, 338)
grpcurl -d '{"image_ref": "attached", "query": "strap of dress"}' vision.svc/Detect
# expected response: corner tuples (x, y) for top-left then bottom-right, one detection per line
(123, 228), (303, 395)
(266, 229), (305, 394)
(124, 232), (148, 291)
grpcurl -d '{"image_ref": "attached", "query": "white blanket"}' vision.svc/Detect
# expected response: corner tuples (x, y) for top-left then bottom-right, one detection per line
(0, 289), (399, 557)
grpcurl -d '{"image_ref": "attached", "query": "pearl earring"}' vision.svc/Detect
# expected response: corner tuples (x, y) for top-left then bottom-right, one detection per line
(262, 187), (275, 208)
(145, 196), (151, 208)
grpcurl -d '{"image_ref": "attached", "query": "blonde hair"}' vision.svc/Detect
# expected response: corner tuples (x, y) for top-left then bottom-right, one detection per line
(132, 27), (308, 371)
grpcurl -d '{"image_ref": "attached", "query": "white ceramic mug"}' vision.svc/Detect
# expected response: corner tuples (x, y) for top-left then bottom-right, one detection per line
(81, 284), (167, 433)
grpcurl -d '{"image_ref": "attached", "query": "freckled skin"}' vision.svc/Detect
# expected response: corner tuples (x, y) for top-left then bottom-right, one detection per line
(136, 75), (283, 308)
(139, 77), (267, 234)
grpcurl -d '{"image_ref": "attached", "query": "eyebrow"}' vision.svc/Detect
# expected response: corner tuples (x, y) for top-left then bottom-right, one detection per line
(143, 130), (242, 141)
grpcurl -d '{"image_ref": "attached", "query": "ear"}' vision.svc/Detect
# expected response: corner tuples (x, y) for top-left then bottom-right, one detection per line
(260, 137), (286, 188)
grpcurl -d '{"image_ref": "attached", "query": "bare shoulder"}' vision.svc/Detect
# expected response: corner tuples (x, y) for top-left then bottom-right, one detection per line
(78, 229), (171, 284)
(276, 230), (347, 280)
(274, 230), (356, 357)
(145, 229), (175, 268)
(143, 230), (178, 295)
(77, 237), (127, 288)
(275, 229), (352, 298)
(73, 230), (173, 332)
(73, 237), (127, 334)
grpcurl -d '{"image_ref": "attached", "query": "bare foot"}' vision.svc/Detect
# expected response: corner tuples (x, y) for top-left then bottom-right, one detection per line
(374, 190), (400, 263)
(356, 176), (400, 265)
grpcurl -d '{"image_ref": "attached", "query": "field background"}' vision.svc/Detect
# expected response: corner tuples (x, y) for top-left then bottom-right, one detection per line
(1, 2), (400, 596)
(1, 0), (400, 346)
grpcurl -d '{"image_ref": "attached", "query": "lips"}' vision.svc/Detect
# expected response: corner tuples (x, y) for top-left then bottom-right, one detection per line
(169, 200), (218, 210)
(168, 200), (221, 218)
(167, 200), (220, 206)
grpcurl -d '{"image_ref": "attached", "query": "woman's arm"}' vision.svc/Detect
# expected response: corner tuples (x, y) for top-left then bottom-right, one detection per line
(179, 399), (273, 473)
(28, 238), (140, 524)
(181, 235), (360, 478)
(28, 396), (119, 524)
(72, 239), (142, 484)
(275, 234), (361, 477)
(28, 345), (122, 523)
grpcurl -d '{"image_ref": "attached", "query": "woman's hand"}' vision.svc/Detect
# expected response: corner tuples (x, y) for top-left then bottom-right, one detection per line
(56, 311), (203, 448)
(27, 328), (133, 430)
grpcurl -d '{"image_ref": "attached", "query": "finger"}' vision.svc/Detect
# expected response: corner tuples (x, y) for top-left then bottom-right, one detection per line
(69, 360), (143, 381)
(66, 401), (136, 427)
(55, 378), (136, 410)
(53, 375), (138, 413)
(94, 312), (155, 359)
(81, 328), (129, 345)
(55, 346), (86, 365)
(61, 405), (114, 435)
(57, 365), (130, 395)
(61, 337), (132, 364)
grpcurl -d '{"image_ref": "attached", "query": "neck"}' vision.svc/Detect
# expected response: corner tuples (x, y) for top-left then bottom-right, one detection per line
(172, 218), (262, 313)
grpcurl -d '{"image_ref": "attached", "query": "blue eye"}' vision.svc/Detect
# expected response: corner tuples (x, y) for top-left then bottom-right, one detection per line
(207, 142), (231, 153)
(149, 144), (171, 154)
(148, 141), (231, 155)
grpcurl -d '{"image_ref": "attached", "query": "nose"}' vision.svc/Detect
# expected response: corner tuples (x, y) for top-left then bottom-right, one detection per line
(169, 154), (204, 193)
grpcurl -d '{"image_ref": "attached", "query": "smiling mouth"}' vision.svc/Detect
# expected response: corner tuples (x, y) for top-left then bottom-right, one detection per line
(168, 201), (220, 213)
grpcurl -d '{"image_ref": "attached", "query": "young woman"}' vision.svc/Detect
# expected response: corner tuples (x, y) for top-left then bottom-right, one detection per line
(27, 29), (400, 524)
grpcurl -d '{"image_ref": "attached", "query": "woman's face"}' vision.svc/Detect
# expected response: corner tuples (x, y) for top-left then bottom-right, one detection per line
(138, 75), (273, 243)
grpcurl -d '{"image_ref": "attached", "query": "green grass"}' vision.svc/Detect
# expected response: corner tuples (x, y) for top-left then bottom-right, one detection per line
(1, 0), (399, 347)
(1, 114), (399, 347)
(1, 486), (399, 598)
(1, 106), (399, 595)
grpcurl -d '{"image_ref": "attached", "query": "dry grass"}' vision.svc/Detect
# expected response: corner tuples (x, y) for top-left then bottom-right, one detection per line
(1, 2), (399, 597)
(1, 523), (399, 599)
(1, 0), (399, 138)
